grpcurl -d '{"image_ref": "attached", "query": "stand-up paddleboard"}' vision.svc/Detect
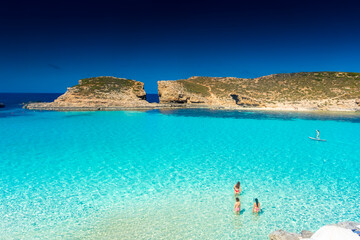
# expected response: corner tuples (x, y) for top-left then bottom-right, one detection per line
(308, 137), (326, 142)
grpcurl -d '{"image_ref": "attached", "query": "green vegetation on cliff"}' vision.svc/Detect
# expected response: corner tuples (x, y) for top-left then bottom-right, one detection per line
(179, 79), (211, 96)
(72, 76), (137, 95)
(178, 72), (360, 101)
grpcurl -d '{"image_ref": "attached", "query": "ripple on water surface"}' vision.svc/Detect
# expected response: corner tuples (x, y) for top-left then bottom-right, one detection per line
(0, 109), (359, 239)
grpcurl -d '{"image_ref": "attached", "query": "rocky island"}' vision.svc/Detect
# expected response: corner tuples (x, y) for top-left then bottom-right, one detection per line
(25, 72), (360, 112)
(26, 77), (159, 111)
(158, 72), (360, 111)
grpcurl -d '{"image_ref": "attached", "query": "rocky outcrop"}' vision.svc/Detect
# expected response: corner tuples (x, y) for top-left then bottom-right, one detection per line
(269, 230), (300, 240)
(25, 72), (360, 112)
(331, 221), (360, 230)
(0, 103), (4, 108)
(300, 230), (314, 238)
(26, 76), (155, 110)
(157, 77), (265, 107)
(269, 221), (360, 240)
(158, 72), (360, 111)
(158, 79), (208, 104)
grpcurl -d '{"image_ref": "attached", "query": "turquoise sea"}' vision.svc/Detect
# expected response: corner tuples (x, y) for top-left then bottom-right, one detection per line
(1, 94), (360, 239)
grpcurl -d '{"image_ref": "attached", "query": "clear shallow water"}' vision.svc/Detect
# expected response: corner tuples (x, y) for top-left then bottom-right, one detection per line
(1, 105), (360, 239)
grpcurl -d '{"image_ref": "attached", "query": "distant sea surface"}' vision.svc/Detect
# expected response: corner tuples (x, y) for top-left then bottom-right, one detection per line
(0, 92), (61, 109)
(0, 93), (360, 239)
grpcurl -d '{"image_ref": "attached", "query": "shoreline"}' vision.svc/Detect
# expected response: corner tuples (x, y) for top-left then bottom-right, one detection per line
(24, 102), (360, 115)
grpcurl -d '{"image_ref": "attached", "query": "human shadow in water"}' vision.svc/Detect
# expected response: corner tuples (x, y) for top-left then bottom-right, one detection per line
(252, 208), (264, 215)
(235, 209), (245, 215)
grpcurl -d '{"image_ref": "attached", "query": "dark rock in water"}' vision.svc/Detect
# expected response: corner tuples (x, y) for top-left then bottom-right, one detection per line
(301, 230), (314, 238)
(334, 221), (360, 229)
(269, 230), (300, 240)
(0, 103), (5, 108)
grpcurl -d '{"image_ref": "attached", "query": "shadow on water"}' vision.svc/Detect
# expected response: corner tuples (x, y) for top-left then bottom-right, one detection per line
(63, 112), (95, 118)
(147, 108), (360, 123)
(2, 107), (360, 123)
(1, 91), (359, 123)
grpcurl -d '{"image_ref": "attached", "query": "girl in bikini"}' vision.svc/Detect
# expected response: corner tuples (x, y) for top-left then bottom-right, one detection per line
(234, 181), (242, 196)
(252, 198), (261, 214)
(234, 197), (241, 215)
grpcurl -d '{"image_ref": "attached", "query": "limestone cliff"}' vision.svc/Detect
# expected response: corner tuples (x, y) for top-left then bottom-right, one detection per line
(25, 72), (360, 112)
(158, 72), (360, 111)
(26, 76), (152, 110)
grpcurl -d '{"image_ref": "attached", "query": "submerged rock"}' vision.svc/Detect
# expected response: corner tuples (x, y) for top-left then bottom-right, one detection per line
(301, 230), (314, 238)
(269, 230), (300, 240)
(0, 103), (4, 108)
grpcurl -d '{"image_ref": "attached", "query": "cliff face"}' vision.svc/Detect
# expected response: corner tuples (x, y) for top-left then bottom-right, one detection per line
(158, 76), (261, 106)
(158, 72), (360, 111)
(25, 72), (360, 111)
(26, 76), (151, 109)
(53, 76), (147, 106)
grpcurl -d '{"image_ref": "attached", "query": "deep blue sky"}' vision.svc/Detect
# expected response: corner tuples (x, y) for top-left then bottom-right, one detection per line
(1, 0), (360, 93)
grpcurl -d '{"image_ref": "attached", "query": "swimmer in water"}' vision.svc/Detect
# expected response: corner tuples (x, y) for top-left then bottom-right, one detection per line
(252, 198), (261, 214)
(234, 197), (241, 215)
(316, 129), (320, 139)
(234, 181), (242, 196)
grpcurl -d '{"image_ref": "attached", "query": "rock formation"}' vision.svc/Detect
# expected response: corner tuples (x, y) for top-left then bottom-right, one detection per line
(25, 72), (360, 111)
(268, 229), (300, 240)
(300, 230), (314, 238)
(0, 103), (4, 108)
(26, 76), (155, 110)
(158, 72), (360, 111)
